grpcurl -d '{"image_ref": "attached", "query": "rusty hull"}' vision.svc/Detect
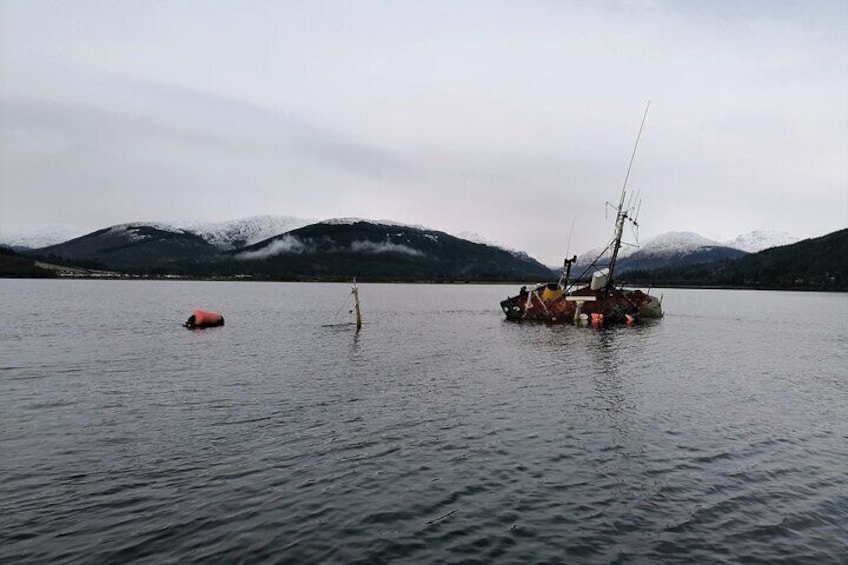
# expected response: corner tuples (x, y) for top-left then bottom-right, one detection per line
(500, 285), (656, 324)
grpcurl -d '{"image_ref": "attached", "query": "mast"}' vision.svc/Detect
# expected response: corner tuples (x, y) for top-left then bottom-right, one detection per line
(606, 101), (650, 292)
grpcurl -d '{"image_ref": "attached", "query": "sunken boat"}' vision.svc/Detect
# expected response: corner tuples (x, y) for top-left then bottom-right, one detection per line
(500, 105), (663, 325)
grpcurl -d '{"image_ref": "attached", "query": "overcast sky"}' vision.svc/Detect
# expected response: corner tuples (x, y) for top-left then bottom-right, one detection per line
(1, 1), (846, 264)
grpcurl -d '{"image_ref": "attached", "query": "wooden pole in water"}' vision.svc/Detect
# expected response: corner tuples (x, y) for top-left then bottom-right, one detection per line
(352, 279), (362, 330)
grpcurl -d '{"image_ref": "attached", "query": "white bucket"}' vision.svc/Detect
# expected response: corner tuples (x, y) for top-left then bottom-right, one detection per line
(590, 268), (610, 290)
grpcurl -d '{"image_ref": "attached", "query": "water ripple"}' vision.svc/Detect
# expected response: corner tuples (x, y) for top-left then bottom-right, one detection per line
(1, 282), (847, 563)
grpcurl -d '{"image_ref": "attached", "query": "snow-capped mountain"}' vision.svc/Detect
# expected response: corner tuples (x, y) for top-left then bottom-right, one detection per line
(576, 230), (806, 264)
(0, 216), (316, 252)
(452, 231), (539, 263)
(638, 231), (725, 255)
(724, 230), (800, 253)
(105, 222), (188, 239)
(572, 231), (748, 275)
(320, 217), (429, 230)
(622, 232), (747, 271)
(26, 217), (555, 280)
(573, 241), (636, 266)
(572, 234), (642, 272)
(5, 215), (808, 279)
(174, 215), (313, 250)
(231, 219), (554, 280)
(322, 220), (531, 259)
(454, 230), (503, 247)
(35, 223), (220, 271)
(0, 225), (87, 250)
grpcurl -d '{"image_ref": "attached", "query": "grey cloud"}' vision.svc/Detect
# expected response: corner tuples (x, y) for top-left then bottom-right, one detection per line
(1, 1), (846, 264)
(236, 235), (311, 260)
(1, 77), (414, 181)
(350, 239), (423, 256)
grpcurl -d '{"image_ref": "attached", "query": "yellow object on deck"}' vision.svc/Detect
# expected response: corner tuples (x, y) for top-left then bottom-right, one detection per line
(541, 286), (563, 302)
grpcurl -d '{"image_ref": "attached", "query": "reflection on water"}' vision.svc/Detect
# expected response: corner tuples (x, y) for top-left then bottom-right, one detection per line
(1, 281), (846, 564)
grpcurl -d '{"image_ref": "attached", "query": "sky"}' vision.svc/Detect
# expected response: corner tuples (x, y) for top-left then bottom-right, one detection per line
(1, 0), (846, 264)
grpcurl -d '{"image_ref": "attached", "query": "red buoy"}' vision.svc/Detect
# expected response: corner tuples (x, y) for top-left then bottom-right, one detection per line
(184, 310), (224, 329)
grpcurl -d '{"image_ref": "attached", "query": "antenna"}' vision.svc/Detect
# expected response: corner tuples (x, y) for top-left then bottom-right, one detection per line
(619, 100), (651, 208)
(606, 100), (651, 292)
(558, 217), (578, 289)
(564, 217), (576, 259)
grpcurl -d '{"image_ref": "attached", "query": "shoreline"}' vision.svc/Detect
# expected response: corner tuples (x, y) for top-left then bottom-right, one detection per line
(2, 272), (845, 292)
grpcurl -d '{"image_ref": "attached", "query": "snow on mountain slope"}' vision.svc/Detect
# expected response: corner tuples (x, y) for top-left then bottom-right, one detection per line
(321, 219), (531, 257)
(231, 219), (555, 280)
(455, 230), (501, 246)
(638, 231), (725, 255)
(0, 216), (313, 252)
(724, 230), (800, 253)
(106, 222), (188, 240)
(571, 236), (639, 271)
(0, 225), (87, 249)
(572, 231), (743, 274)
(175, 215), (313, 250)
(578, 232), (725, 260)
(321, 217), (432, 231)
(576, 241), (636, 262)
(453, 230), (533, 260)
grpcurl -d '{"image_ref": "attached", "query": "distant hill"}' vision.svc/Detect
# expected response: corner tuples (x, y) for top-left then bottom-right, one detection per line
(0, 246), (58, 278)
(572, 231), (748, 277)
(15, 217), (843, 287)
(227, 219), (555, 281)
(1, 216), (313, 252)
(626, 228), (848, 290)
(35, 224), (220, 273)
(173, 215), (314, 250)
(0, 225), (86, 251)
(618, 232), (747, 272)
(724, 230), (800, 253)
(25, 219), (554, 281)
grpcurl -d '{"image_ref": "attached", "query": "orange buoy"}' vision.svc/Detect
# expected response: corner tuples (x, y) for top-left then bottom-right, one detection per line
(184, 310), (224, 329)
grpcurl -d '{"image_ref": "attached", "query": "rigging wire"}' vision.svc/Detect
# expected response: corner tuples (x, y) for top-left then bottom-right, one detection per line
(330, 290), (354, 324)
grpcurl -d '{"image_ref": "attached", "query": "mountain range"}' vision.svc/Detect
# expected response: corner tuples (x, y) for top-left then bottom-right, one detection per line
(624, 229), (847, 290)
(3, 216), (841, 288)
(569, 230), (797, 276)
(1, 217), (800, 257)
(171, 215), (315, 250)
(19, 218), (553, 281)
(0, 216), (313, 252)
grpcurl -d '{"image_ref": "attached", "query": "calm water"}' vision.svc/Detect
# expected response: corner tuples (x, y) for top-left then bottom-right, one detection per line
(1, 280), (846, 564)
